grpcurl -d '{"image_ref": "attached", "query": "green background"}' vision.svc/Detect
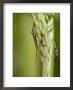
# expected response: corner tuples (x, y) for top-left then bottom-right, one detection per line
(54, 14), (60, 76)
(13, 13), (60, 77)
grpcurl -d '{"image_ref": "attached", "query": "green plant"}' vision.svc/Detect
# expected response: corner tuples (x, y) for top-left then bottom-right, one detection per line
(31, 13), (58, 77)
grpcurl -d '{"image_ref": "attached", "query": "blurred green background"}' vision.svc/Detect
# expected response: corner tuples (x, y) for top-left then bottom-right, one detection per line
(54, 14), (60, 77)
(13, 13), (60, 77)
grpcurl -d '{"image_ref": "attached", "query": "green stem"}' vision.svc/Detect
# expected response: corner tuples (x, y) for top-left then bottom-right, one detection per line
(48, 18), (54, 76)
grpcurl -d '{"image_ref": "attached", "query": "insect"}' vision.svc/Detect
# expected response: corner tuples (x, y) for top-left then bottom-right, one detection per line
(54, 41), (59, 56)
